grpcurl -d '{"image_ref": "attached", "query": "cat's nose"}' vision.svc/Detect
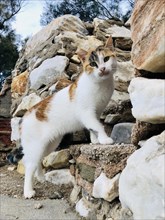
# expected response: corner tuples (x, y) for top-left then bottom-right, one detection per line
(100, 67), (106, 72)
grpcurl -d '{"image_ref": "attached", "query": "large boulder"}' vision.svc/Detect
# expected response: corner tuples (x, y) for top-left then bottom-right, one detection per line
(128, 77), (165, 124)
(14, 15), (104, 73)
(119, 131), (165, 219)
(131, 0), (165, 72)
(29, 56), (69, 90)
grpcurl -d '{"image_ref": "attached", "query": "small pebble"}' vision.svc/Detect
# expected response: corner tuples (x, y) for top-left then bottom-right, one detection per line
(8, 166), (16, 171)
(49, 191), (63, 199)
(34, 203), (43, 209)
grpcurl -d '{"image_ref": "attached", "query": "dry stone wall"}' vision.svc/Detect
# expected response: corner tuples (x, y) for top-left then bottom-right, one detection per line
(0, 77), (12, 149)
(11, 15), (135, 144)
(8, 3), (165, 218)
(119, 0), (165, 219)
(9, 14), (136, 220)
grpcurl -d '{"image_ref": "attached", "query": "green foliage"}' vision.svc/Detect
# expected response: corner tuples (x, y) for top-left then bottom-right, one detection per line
(40, 0), (134, 26)
(0, 0), (25, 34)
(0, 32), (19, 73)
(0, 0), (25, 89)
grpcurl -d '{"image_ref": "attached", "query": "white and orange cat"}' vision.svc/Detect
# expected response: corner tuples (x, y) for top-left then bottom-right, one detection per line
(21, 36), (117, 198)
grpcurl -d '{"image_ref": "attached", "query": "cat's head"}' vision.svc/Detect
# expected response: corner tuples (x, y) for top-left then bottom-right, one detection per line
(77, 36), (117, 80)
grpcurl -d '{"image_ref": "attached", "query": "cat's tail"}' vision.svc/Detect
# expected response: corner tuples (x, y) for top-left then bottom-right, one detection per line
(7, 118), (24, 164)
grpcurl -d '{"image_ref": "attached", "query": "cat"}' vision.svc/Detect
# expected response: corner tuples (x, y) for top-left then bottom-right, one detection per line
(21, 36), (117, 198)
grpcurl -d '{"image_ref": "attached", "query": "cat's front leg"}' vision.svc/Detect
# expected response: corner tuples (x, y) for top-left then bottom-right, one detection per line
(81, 111), (113, 145)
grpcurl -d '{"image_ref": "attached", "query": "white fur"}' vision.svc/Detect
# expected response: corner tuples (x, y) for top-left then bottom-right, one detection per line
(21, 54), (117, 198)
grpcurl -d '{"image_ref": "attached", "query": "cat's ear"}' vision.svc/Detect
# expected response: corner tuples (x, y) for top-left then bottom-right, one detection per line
(77, 49), (88, 63)
(105, 36), (114, 51)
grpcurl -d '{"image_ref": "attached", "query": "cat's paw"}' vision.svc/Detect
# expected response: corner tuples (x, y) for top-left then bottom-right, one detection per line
(24, 190), (36, 199)
(99, 137), (114, 145)
(90, 139), (99, 144)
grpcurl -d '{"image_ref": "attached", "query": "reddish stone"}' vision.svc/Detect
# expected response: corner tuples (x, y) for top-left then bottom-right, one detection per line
(0, 119), (11, 147)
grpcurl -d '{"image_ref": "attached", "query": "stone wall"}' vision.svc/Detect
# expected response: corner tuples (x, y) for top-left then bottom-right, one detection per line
(10, 3), (165, 219)
(0, 76), (12, 149)
(119, 0), (165, 219)
(10, 14), (136, 219)
(11, 15), (135, 143)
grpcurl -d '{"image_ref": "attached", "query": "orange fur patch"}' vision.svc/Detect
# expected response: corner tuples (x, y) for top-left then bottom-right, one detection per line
(69, 81), (78, 101)
(27, 96), (53, 121)
(55, 78), (72, 91)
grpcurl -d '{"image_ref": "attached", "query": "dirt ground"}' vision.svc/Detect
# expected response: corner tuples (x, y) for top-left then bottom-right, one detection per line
(0, 151), (73, 201)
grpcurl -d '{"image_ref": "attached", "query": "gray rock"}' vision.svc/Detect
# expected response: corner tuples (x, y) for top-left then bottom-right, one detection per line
(102, 90), (134, 124)
(30, 56), (69, 90)
(111, 123), (135, 144)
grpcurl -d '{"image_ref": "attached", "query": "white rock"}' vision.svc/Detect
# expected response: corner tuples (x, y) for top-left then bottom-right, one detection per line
(13, 93), (41, 117)
(30, 56), (69, 90)
(92, 172), (120, 202)
(107, 24), (131, 38)
(128, 77), (165, 123)
(94, 18), (131, 38)
(76, 198), (91, 218)
(11, 117), (22, 141)
(119, 131), (165, 220)
(114, 61), (135, 92)
(45, 169), (75, 186)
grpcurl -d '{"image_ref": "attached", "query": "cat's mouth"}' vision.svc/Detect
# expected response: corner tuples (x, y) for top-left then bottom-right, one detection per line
(99, 69), (110, 77)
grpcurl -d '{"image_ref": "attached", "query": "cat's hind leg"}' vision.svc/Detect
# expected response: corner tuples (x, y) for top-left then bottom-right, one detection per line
(23, 141), (47, 199)
(34, 137), (62, 183)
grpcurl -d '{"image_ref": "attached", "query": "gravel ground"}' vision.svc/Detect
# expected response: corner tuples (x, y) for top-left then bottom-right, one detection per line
(0, 164), (73, 200)
(0, 153), (81, 220)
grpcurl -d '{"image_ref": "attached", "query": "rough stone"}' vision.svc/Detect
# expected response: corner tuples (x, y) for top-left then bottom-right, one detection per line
(119, 131), (165, 220)
(0, 119), (11, 146)
(114, 61), (135, 92)
(11, 117), (22, 141)
(11, 70), (29, 98)
(114, 38), (132, 51)
(29, 56), (69, 90)
(102, 90), (134, 124)
(128, 77), (165, 124)
(15, 15), (88, 71)
(72, 144), (137, 180)
(93, 18), (131, 38)
(92, 172), (120, 202)
(13, 93), (41, 117)
(111, 123), (134, 144)
(42, 149), (70, 169)
(17, 160), (25, 175)
(131, 121), (165, 145)
(45, 169), (75, 186)
(0, 76), (11, 96)
(76, 198), (92, 218)
(0, 77), (12, 118)
(115, 48), (131, 62)
(131, 0), (165, 72)
(66, 62), (81, 77)
(76, 173), (93, 196)
(70, 184), (81, 204)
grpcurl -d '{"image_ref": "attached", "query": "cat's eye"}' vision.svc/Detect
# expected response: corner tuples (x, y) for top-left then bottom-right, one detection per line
(90, 62), (98, 67)
(104, 56), (110, 62)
